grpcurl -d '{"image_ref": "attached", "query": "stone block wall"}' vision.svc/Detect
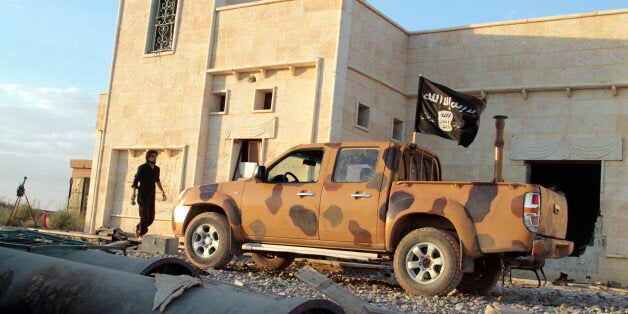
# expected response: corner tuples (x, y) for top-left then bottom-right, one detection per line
(405, 11), (627, 284)
(340, 1), (409, 143)
(86, 0), (215, 235)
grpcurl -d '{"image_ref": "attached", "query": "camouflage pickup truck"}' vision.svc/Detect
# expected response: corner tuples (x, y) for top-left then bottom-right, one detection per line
(172, 141), (573, 296)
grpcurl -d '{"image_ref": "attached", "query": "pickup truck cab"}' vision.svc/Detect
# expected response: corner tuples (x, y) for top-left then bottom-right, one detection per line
(172, 141), (573, 296)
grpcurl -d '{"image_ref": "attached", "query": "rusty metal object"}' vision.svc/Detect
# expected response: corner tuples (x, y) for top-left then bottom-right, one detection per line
(493, 115), (508, 183)
(0, 247), (344, 313)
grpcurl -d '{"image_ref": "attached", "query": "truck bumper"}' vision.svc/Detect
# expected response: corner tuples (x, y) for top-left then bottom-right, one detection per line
(531, 237), (574, 259)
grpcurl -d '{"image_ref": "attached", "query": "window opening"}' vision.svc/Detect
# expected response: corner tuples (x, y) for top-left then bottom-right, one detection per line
(232, 139), (262, 180)
(356, 103), (370, 130)
(149, 0), (177, 53)
(392, 118), (404, 141)
(210, 92), (227, 113)
(254, 88), (275, 111)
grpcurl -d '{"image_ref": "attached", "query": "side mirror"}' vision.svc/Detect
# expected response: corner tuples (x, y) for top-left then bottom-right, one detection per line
(253, 165), (267, 182)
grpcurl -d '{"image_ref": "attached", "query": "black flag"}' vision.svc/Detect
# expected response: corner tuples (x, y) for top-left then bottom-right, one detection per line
(415, 76), (486, 147)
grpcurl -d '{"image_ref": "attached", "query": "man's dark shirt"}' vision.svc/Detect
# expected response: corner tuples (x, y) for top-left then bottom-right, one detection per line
(132, 163), (160, 196)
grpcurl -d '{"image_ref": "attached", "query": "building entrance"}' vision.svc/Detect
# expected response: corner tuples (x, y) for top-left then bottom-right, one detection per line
(231, 139), (262, 180)
(528, 161), (601, 256)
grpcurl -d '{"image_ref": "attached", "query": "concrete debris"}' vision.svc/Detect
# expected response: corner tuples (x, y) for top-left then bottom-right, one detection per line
(295, 265), (402, 314)
(485, 302), (531, 314)
(152, 273), (203, 312)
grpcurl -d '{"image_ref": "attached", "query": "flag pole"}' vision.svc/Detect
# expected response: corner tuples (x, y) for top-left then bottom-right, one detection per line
(413, 74), (423, 144)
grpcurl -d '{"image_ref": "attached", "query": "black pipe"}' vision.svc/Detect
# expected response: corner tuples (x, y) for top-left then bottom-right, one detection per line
(0, 247), (344, 314)
(31, 247), (198, 277)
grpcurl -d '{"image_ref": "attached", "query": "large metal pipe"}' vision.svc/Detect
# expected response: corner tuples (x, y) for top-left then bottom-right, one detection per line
(31, 248), (198, 277)
(493, 115), (508, 183)
(0, 247), (344, 314)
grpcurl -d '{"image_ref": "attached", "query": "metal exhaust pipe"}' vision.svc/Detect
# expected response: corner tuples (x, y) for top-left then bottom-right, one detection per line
(493, 115), (508, 183)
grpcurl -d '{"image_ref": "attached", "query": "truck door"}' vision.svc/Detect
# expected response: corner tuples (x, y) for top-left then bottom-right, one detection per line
(241, 147), (328, 241)
(319, 144), (388, 247)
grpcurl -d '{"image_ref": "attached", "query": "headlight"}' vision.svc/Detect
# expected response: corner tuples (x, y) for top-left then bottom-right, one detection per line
(173, 204), (190, 222)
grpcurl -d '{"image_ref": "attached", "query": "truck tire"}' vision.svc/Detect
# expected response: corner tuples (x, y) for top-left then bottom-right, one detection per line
(456, 255), (501, 294)
(393, 228), (463, 296)
(184, 212), (232, 269)
(251, 252), (295, 271)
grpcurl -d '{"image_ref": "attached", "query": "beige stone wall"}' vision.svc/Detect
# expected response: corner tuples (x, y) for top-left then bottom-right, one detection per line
(211, 0), (342, 67)
(340, 1), (409, 142)
(205, 0), (343, 181)
(405, 12), (627, 284)
(406, 12), (627, 91)
(204, 67), (320, 182)
(86, 0), (215, 235)
(88, 0), (626, 285)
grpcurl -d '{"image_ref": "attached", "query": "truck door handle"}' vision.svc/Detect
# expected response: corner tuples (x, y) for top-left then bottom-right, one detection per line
(350, 193), (372, 198)
(297, 191), (316, 197)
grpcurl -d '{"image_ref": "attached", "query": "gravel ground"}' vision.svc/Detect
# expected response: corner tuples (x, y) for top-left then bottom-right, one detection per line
(125, 249), (628, 314)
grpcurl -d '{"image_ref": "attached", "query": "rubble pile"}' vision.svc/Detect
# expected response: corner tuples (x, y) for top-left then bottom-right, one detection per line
(127, 250), (627, 313)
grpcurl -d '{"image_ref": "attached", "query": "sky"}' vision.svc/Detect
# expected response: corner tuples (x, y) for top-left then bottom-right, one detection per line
(0, 1), (625, 210)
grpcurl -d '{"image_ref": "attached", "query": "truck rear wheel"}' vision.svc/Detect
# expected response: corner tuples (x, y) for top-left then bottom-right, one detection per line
(184, 212), (232, 269)
(393, 228), (463, 296)
(251, 252), (295, 271)
(456, 255), (501, 294)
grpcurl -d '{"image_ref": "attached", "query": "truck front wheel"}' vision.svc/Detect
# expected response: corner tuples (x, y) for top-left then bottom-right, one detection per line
(456, 255), (501, 294)
(393, 228), (463, 296)
(184, 212), (233, 269)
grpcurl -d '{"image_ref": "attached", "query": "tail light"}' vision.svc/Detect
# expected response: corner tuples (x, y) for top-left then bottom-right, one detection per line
(523, 192), (540, 233)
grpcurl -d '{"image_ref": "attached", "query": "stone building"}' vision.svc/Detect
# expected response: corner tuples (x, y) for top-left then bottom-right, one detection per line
(85, 0), (627, 285)
(67, 159), (91, 214)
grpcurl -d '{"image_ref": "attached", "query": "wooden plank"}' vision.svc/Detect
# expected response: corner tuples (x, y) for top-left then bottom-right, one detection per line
(295, 266), (401, 314)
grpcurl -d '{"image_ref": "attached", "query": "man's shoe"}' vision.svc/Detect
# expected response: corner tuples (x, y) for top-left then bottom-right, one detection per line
(552, 272), (568, 286)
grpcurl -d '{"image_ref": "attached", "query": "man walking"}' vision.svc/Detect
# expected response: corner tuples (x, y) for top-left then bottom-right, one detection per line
(131, 150), (167, 238)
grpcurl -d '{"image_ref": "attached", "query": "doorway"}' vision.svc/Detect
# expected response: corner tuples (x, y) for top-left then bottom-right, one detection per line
(231, 139), (262, 181)
(528, 161), (601, 256)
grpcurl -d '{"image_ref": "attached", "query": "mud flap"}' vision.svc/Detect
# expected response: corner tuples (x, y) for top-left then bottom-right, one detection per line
(230, 229), (242, 256)
(460, 241), (474, 273)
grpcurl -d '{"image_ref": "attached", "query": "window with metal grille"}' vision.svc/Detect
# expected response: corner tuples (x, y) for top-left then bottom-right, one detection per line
(149, 0), (177, 53)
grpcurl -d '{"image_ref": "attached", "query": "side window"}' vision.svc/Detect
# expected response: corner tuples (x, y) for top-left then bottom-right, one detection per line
(333, 148), (379, 183)
(267, 149), (324, 183)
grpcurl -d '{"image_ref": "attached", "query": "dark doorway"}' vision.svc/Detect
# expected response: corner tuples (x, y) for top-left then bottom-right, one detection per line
(231, 139), (262, 181)
(528, 161), (601, 256)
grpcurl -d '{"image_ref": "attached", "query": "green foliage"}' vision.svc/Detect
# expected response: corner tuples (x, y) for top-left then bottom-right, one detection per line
(0, 204), (10, 226)
(0, 197), (84, 231)
(0, 202), (40, 227)
(49, 210), (85, 231)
